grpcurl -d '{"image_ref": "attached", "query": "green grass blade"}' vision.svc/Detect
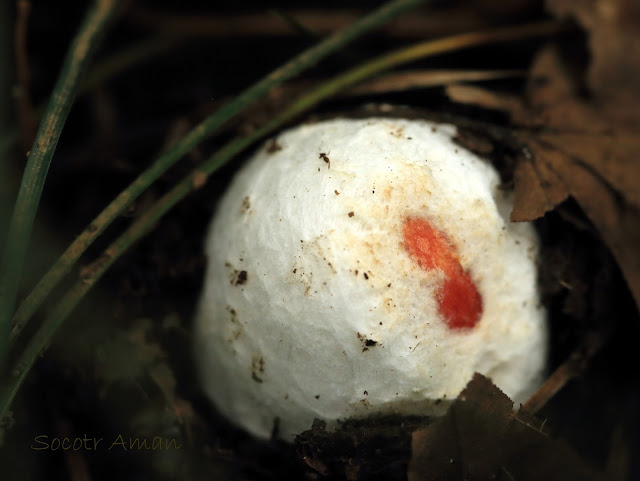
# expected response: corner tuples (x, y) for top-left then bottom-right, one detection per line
(9, 0), (425, 344)
(0, 0), (120, 359)
(0, 20), (561, 421)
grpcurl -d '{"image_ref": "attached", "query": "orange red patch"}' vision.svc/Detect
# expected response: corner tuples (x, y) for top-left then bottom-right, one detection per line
(402, 218), (482, 329)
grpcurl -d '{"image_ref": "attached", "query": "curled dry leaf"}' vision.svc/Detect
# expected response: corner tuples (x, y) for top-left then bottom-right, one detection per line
(546, 0), (640, 106)
(408, 373), (604, 481)
(516, 43), (640, 307)
(447, 37), (640, 307)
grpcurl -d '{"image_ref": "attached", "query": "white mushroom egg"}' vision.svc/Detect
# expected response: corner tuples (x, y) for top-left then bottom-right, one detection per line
(195, 117), (547, 441)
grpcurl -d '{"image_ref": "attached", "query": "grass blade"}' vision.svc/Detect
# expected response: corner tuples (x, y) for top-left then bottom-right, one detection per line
(0, 0), (120, 359)
(9, 0), (426, 344)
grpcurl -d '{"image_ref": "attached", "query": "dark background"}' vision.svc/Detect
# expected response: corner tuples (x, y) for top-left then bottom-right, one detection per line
(0, 1), (638, 480)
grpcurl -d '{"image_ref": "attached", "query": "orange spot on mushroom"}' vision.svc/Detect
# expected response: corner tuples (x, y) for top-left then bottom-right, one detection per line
(402, 218), (482, 329)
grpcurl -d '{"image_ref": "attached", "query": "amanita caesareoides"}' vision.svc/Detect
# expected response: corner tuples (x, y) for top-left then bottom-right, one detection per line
(195, 117), (547, 441)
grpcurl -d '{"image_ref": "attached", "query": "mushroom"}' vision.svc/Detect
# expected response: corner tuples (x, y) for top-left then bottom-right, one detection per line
(195, 117), (547, 441)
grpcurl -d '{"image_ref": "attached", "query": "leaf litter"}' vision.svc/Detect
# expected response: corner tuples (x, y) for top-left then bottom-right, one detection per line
(409, 1), (640, 480)
(447, 0), (640, 308)
(408, 374), (604, 481)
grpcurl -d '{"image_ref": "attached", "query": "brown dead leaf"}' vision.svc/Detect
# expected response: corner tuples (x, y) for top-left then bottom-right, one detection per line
(524, 47), (640, 205)
(408, 374), (603, 481)
(546, 0), (640, 105)
(447, 0), (640, 307)
(513, 46), (640, 305)
(448, 41), (640, 306)
(511, 150), (569, 220)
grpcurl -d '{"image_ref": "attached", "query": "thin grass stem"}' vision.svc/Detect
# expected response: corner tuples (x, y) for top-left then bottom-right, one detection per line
(0, 0), (120, 359)
(9, 0), (425, 344)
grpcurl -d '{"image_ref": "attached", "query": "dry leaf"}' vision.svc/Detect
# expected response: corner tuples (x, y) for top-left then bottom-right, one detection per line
(517, 1), (640, 306)
(447, 43), (640, 306)
(408, 374), (603, 481)
(512, 45), (640, 306)
(546, 0), (640, 105)
(511, 151), (569, 220)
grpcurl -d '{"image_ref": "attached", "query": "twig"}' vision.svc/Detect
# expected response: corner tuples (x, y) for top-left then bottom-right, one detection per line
(9, 0), (427, 343)
(522, 332), (606, 414)
(14, 0), (37, 152)
(128, 7), (506, 39)
(0, 20), (562, 422)
(0, 0), (120, 360)
(345, 69), (524, 96)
